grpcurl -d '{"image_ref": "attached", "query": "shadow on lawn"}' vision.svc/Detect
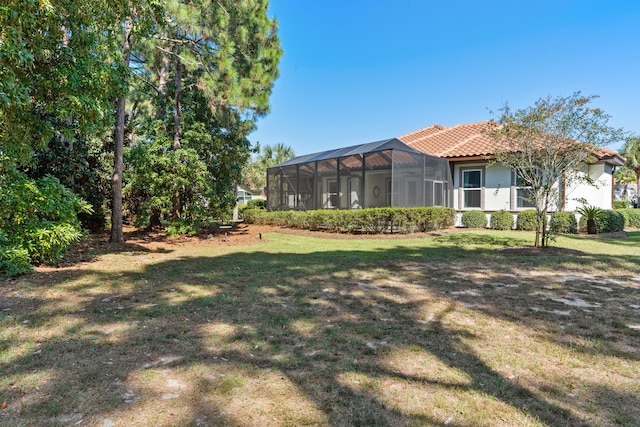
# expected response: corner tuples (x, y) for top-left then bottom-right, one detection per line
(1, 237), (638, 425)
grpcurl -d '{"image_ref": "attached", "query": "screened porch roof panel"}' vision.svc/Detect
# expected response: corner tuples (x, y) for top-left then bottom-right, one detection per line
(273, 138), (425, 168)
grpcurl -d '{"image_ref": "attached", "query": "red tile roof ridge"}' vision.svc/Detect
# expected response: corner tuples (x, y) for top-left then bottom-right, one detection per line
(397, 124), (448, 141)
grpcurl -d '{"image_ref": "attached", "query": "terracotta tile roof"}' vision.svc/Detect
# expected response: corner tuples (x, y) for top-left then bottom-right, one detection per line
(398, 121), (502, 158)
(398, 121), (625, 165)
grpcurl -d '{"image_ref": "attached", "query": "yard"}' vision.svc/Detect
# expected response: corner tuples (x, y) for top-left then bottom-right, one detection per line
(1, 224), (639, 426)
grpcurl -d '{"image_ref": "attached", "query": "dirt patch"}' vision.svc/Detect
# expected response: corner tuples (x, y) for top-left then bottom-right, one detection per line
(498, 246), (586, 256)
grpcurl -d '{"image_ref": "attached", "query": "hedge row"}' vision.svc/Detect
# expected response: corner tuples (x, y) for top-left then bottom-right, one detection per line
(617, 208), (640, 229)
(244, 207), (456, 234)
(614, 200), (630, 209)
(244, 206), (640, 235)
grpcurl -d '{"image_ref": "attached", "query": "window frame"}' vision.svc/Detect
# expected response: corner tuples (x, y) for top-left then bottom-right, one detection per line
(512, 170), (536, 209)
(460, 167), (484, 209)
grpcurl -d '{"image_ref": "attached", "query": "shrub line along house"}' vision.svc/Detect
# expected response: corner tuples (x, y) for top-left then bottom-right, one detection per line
(267, 121), (625, 223)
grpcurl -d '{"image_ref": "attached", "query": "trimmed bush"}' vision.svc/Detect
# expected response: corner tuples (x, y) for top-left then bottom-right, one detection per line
(490, 210), (514, 230)
(549, 212), (578, 234)
(461, 210), (487, 228)
(243, 207), (455, 234)
(578, 210), (625, 233)
(614, 200), (630, 209)
(617, 208), (640, 229)
(516, 209), (538, 231)
(247, 199), (267, 209)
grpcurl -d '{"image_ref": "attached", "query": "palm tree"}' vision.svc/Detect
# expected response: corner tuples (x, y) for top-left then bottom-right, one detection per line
(614, 167), (636, 200)
(244, 143), (295, 194)
(621, 137), (640, 207)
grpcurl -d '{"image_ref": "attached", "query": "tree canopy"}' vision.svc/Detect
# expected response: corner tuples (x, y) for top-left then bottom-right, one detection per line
(1, 0), (282, 274)
(491, 93), (624, 247)
(620, 137), (640, 197)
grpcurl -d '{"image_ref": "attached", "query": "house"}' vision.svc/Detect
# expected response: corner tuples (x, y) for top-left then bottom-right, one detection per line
(266, 122), (625, 221)
(266, 138), (452, 211)
(398, 121), (625, 223)
(236, 185), (253, 205)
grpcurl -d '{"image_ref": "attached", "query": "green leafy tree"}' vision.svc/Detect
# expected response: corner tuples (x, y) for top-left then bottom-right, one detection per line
(0, 0), (131, 264)
(29, 134), (113, 230)
(0, 0), (122, 167)
(121, 0), (282, 230)
(491, 93), (624, 247)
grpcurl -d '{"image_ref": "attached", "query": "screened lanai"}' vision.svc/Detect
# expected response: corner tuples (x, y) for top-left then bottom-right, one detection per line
(266, 138), (452, 211)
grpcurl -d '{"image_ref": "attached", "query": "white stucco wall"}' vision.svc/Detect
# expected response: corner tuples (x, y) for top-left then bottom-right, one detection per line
(453, 161), (614, 214)
(564, 163), (613, 211)
(452, 162), (513, 211)
(484, 164), (512, 211)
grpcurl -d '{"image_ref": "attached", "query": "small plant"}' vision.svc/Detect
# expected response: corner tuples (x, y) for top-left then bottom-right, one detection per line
(578, 209), (625, 234)
(461, 210), (487, 228)
(490, 210), (514, 230)
(576, 205), (604, 234)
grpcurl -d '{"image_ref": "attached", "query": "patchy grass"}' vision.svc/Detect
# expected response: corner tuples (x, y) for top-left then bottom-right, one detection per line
(0, 227), (639, 426)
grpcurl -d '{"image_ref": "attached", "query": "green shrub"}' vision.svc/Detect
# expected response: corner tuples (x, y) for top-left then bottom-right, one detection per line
(549, 212), (578, 234)
(461, 210), (487, 228)
(617, 208), (640, 229)
(166, 220), (200, 236)
(516, 209), (538, 231)
(490, 210), (514, 230)
(578, 210), (625, 233)
(614, 200), (630, 209)
(0, 245), (33, 277)
(247, 199), (266, 210)
(0, 170), (92, 276)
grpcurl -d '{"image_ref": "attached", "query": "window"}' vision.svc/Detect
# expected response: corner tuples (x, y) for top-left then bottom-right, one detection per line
(462, 169), (482, 208)
(515, 174), (535, 208)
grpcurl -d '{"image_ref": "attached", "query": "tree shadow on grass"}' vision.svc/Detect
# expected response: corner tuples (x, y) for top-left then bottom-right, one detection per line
(1, 238), (638, 425)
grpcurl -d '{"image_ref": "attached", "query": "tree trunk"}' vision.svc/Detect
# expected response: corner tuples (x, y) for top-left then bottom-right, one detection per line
(173, 58), (183, 151)
(155, 43), (170, 121)
(534, 210), (543, 247)
(110, 16), (133, 243)
(147, 208), (163, 230)
(171, 56), (183, 220)
(587, 219), (597, 234)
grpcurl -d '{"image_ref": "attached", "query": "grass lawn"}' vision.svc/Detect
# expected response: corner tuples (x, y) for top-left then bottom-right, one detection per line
(1, 227), (639, 426)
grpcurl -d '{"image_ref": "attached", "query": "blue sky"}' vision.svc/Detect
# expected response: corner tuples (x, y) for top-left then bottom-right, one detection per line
(249, 0), (640, 155)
